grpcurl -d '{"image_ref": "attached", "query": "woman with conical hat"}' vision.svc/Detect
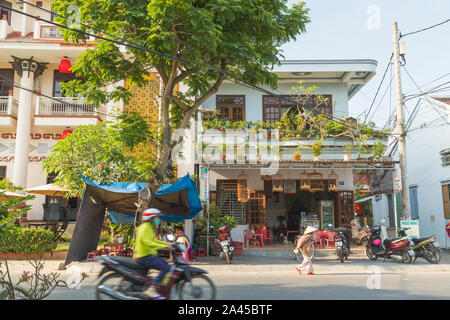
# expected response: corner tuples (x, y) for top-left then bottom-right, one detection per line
(294, 226), (318, 275)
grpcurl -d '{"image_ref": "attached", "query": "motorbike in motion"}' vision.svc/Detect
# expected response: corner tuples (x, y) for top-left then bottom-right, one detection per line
(366, 225), (414, 263)
(95, 242), (216, 300)
(215, 225), (234, 264)
(398, 228), (441, 264)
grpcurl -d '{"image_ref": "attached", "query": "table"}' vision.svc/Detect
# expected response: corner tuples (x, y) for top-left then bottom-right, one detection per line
(286, 230), (299, 239)
(244, 232), (264, 248)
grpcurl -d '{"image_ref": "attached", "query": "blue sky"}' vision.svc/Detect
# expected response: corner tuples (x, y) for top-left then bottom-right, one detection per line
(282, 0), (450, 128)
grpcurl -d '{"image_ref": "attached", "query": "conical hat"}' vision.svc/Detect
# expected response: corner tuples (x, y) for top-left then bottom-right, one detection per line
(304, 226), (318, 235)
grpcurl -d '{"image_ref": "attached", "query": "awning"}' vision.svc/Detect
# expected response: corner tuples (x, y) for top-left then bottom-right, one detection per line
(82, 174), (203, 223)
(0, 190), (26, 201)
(355, 196), (374, 203)
(25, 183), (72, 197)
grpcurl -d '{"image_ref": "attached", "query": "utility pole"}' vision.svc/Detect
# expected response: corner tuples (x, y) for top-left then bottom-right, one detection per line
(392, 22), (410, 220)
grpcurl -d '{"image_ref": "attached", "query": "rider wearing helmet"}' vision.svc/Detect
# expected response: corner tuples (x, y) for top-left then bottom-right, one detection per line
(134, 208), (172, 299)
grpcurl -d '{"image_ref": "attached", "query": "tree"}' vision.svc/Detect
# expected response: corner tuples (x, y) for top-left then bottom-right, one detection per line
(51, 0), (310, 198)
(42, 115), (153, 198)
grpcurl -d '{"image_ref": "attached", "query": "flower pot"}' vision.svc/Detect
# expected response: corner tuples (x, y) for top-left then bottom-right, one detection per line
(294, 154), (301, 161)
(266, 131), (271, 139)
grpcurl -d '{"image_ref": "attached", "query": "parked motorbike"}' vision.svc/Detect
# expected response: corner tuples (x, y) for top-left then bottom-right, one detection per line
(95, 242), (216, 300)
(334, 227), (350, 263)
(215, 225), (234, 264)
(366, 225), (414, 263)
(398, 228), (441, 264)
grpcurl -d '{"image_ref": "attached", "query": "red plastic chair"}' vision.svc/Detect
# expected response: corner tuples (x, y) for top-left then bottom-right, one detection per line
(243, 229), (264, 248)
(314, 231), (323, 248)
(325, 231), (337, 248)
(259, 229), (272, 246)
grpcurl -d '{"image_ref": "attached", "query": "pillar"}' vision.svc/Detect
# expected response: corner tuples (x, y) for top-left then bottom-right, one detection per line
(10, 56), (47, 189)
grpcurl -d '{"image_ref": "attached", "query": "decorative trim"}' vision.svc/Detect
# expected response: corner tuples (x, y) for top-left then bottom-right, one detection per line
(0, 156), (48, 163)
(1, 132), (61, 140)
(10, 56), (48, 79)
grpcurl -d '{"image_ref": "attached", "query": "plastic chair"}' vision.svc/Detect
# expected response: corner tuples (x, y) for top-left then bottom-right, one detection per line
(314, 231), (323, 248)
(325, 231), (337, 248)
(86, 251), (97, 261)
(243, 229), (264, 248)
(108, 252), (120, 256)
(259, 229), (272, 246)
(196, 248), (206, 257)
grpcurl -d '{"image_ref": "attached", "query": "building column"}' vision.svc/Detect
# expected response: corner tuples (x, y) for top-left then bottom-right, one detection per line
(10, 56), (47, 189)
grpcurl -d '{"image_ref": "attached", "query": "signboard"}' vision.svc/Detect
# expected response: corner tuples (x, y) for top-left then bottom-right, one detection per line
(393, 169), (402, 193)
(400, 220), (420, 239)
(199, 167), (209, 204)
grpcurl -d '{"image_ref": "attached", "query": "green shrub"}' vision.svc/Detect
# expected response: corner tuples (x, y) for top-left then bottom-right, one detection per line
(0, 228), (57, 254)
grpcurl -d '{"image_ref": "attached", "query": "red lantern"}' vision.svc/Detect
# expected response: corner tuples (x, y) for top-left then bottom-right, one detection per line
(60, 130), (72, 139)
(58, 58), (72, 73)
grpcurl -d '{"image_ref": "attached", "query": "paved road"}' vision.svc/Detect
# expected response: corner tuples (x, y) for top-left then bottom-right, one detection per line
(4, 250), (450, 300)
(29, 252), (449, 300)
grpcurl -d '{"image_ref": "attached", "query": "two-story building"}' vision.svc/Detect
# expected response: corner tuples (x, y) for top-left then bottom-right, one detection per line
(176, 60), (396, 243)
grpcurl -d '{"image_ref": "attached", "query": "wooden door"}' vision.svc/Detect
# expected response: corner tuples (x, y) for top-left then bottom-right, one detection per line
(335, 191), (354, 227)
(246, 191), (266, 228)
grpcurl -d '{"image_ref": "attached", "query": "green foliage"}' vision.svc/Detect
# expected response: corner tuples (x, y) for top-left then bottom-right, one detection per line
(108, 223), (135, 248)
(0, 228), (57, 254)
(311, 139), (323, 157)
(194, 204), (237, 235)
(371, 139), (386, 160)
(42, 119), (155, 197)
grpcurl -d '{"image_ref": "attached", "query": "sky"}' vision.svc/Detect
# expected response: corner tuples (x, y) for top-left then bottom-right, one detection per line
(281, 0), (450, 128)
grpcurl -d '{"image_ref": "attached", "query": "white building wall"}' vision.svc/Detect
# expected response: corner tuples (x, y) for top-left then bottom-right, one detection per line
(405, 98), (450, 248)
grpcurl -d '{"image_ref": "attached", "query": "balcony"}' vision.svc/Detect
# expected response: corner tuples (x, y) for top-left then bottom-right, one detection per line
(34, 96), (105, 127)
(0, 93), (18, 127)
(33, 22), (64, 40)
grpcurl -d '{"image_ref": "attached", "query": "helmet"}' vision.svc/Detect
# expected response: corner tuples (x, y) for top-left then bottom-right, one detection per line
(142, 208), (161, 222)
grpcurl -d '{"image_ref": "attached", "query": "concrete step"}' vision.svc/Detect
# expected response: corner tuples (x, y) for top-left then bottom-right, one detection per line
(241, 248), (366, 258)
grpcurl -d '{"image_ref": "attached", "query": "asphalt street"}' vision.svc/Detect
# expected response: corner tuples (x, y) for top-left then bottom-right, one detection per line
(10, 251), (445, 300)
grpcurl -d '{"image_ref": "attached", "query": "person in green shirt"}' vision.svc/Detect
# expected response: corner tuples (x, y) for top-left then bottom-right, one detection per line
(135, 208), (172, 299)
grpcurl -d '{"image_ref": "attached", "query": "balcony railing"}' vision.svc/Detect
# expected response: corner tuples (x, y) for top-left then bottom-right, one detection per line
(0, 95), (18, 117)
(37, 97), (98, 117)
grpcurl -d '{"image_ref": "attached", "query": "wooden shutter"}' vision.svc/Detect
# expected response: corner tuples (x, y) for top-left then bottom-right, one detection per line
(217, 180), (245, 224)
(246, 191), (266, 228)
(336, 191), (354, 227)
(442, 184), (450, 219)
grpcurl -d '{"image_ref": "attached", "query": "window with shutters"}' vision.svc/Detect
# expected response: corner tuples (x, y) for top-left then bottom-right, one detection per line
(442, 184), (450, 219)
(216, 95), (245, 121)
(409, 186), (419, 220)
(217, 180), (246, 224)
(262, 94), (333, 122)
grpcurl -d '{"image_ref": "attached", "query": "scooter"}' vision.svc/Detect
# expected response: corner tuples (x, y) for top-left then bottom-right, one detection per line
(215, 225), (234, 264)
(95, 242), (216, 300)
(398, 228), (441, 264)
(334, 227), (350, 263)
(366, 224), (414, 264)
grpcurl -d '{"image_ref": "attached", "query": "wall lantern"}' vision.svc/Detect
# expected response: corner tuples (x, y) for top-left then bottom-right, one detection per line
(58, 56), (72, 73)
(299, 171), (310, 191)
(328, 170), (339, 192)
(308, 170), (324, 192)
(237, 171), (249, 203)
(271, 173), (283, 192)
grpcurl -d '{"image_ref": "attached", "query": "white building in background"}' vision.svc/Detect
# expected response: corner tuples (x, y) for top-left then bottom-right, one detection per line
(176, 59), (396, 244)
(385, 95), (450, 248)
(0, 0), (120, 221)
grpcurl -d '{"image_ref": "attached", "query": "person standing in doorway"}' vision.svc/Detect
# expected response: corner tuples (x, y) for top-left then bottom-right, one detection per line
(294, 226), (318, 275)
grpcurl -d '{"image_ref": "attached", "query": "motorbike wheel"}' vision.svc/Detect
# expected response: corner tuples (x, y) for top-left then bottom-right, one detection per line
(360, 236), (369, 246)
(366, 246), (378, 261)
(179, 274), (216, 300)
(225, 251), (231, 264)
(338, 248), (344, 263)
(425, 244), (441, 264)
(402, 250), (412, 264)
(96, 273), (129, 300)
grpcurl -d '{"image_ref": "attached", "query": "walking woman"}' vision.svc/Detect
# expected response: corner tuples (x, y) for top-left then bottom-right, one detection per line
(295, 226), (318, 275)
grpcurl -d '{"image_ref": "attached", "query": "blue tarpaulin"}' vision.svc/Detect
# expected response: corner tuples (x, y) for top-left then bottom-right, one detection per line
(81, 174), (203, 224)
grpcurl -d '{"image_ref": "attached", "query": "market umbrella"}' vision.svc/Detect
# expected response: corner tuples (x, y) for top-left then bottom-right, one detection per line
(25, 183), (72, 197)
(0, 190), (26, 201)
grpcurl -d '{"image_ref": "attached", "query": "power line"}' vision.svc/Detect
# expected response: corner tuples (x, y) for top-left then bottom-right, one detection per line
(399, 18), (450, 39)
(367, 63), (394, 122)
(3, 3), (382, 135)
(403, 72), (450, 95)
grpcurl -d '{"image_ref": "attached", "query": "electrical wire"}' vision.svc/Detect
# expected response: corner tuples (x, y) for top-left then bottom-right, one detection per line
(399, 18), (450, 39)
(367, 64), (394, 123)
(2, 2), (382, 134)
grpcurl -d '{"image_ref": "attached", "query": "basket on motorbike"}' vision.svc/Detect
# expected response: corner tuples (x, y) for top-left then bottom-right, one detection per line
(231, 241), (243, 257)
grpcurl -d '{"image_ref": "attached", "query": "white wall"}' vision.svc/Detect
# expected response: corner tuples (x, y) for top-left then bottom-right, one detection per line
(405, 98), (450, 248)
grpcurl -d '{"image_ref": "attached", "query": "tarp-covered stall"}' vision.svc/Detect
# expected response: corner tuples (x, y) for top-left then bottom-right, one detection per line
(65, 174), (202, 265)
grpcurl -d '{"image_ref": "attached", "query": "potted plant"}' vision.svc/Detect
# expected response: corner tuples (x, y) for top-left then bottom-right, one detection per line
(311, 140), (322, 161)
(293, 146), (303, 161)
(343, 144), (353, 161)
(219, 143), (227, 161)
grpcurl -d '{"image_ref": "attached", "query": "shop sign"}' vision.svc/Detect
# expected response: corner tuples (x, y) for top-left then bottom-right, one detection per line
(199, 167), (209, 204)
(400, 220), (420, 239)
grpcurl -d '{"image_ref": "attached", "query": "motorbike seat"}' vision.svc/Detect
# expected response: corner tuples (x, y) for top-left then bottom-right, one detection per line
(383, 237), (404, 246)
(108, 256), (149, 271)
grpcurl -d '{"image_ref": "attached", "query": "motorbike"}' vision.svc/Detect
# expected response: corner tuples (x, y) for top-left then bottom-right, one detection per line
(366, 225), (415, 263)
(334, 227), (350, 263)
(398, 228), (441, 264)
(95, 242), (216, 300)
(215, 225), (234, 264)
